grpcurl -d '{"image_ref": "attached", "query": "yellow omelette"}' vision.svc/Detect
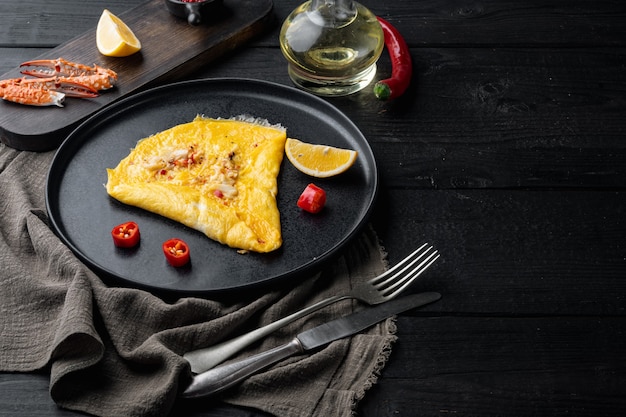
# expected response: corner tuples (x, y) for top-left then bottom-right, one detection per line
(105, 116), (286, 253)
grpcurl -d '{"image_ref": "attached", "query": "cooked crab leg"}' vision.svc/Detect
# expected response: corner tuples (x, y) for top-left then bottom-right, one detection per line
(29, 77), (98, 98)
(20, 57), (118, 91)
(1, 78), (65, 107)
(0, 77), (98, 107)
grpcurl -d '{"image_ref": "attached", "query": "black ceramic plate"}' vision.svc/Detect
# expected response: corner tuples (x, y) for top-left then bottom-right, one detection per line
(46, 78), (378, 295)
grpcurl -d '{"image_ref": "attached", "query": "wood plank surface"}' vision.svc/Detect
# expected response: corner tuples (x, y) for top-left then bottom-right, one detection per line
(6, 0), (625, 47)
(358, 316), (626, 417)
(373, 189), (626, 313)
(0, 1), (144, 47)
(1, 0), (625, 416)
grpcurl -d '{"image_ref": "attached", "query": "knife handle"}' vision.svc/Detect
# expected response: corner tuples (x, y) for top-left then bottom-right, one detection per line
(184, 293), (346, 373)
(182, 337), (303, 398)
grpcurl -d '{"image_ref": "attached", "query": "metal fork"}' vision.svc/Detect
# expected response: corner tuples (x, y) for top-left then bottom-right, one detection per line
(184, 243), (440, 374)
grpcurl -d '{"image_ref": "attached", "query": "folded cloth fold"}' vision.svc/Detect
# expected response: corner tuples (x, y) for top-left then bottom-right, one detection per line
(0, 145), (395, 417)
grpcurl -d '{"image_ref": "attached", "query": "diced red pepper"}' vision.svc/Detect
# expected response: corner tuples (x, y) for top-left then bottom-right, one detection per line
(111, 221), (140, 248)
(162, 238), (191, 267)
(297, 183), (326, 214)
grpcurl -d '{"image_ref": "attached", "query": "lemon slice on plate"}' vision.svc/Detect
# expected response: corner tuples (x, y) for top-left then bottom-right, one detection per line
(96, 9), (142, 57)
(285, 138), (358, 178)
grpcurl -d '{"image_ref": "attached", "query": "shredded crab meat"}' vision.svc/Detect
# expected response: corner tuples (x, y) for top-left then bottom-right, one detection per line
(140, 145), (240, 198)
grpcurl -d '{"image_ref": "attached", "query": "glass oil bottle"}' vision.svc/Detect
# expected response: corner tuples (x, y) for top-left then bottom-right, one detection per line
(279, 0), (384, 96)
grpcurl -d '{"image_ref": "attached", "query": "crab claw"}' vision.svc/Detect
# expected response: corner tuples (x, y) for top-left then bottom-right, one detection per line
(13, 76), (97, 97)
(20, 58), (117, 91)
(52, 78), (99, 98)
(19, 59), (64, 78)
(0, 78), (65, 107)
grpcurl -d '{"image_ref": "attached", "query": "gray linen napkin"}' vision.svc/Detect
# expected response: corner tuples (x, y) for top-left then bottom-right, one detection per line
(0, 145), (395, 417)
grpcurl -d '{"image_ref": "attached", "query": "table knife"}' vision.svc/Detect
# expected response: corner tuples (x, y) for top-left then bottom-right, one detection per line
(182, 291), (441, 398)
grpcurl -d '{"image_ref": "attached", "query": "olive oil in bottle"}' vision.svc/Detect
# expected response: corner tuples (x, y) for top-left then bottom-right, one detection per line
(279, 0), (384, 96)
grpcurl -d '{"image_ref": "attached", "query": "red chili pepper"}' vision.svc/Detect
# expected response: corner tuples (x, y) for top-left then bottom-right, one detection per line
(297, 183), (326, 214)
(374, 17), (413, 101)
(111, 221), (140, 248)
(162, 238), (191, 267)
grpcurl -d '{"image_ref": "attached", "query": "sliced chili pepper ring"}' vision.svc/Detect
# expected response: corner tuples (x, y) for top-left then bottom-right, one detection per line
(162, 238), (191, 267)
(111, 221), (140, 248)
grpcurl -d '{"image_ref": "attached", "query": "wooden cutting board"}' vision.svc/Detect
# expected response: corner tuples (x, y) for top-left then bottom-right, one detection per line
(0, 0), (274, 151)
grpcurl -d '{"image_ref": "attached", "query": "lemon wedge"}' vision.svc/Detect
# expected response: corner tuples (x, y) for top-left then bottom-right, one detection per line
(96, 9), (141, 57)
(285, 138), (358, 178)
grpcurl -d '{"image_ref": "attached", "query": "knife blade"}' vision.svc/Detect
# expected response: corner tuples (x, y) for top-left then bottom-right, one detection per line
(182, 291), (441, 398)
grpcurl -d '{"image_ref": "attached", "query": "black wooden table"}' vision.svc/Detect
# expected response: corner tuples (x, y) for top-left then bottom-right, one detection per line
(1, 0), (625, 416)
